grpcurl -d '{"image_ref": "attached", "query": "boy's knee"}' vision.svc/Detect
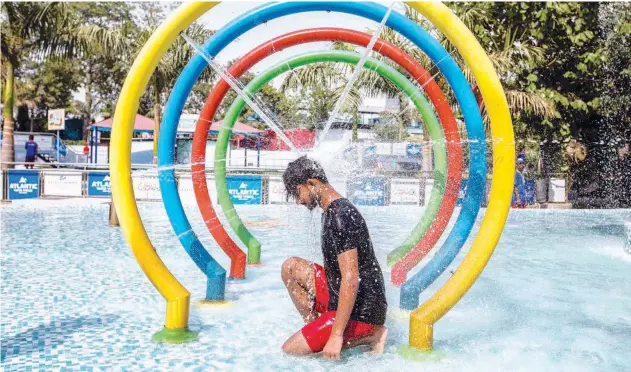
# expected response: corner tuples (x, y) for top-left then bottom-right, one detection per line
(282, 337), (311, 355)
(281, 256), (301, 280)
(281, 340), (292, 354)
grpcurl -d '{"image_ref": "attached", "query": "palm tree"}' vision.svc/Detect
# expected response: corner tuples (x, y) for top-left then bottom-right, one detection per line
(72, 24), (129, 140)
(281, 61), (365, 139)
(280, 35), (405, 141)
(403, 3), (557, 123)
(1, 2), (126, 167)
(131, 24), (214, 163)
(1, 2), (75, 168)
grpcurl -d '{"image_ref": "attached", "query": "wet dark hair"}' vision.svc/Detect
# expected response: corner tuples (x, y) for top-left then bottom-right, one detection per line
(283, 156), (328, 200)
(29, 135), (34, 140)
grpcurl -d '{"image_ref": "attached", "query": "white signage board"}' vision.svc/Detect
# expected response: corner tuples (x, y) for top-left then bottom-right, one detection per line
(268, 177), (289, 204)
(392, 142), (408, 156)
(132, 173), (162, 201)
(43, 172), (83, 197)
(424, 179), (434, 207)
(391, 179), (420, 205)
(548, 178), (566, 203)
(178, 174), (217, 205)
(375, 142), (392, 155)
(47, 109), (65, 131)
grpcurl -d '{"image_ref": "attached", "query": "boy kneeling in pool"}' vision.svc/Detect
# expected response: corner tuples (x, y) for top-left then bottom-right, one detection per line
(281, 156), (387, 360)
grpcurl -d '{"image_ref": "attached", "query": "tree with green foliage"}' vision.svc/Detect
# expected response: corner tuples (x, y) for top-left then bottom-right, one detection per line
(280, 61), (364, 137)
(68, 2), (135, 140)
(440, 2), (629, 206)
(132, 3), (215, 162)
(214, 68), (303, 131)
(1, 2), (77, 167)
(304, 85), (337, 128)
(14, 58), (81, 132)
(1, 2), (131, 166)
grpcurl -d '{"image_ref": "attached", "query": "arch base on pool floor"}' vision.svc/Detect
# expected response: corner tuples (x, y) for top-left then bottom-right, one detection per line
(396, 345), (446, 361)
(409, 320), (433, 351)
(151, 327), (199, 344)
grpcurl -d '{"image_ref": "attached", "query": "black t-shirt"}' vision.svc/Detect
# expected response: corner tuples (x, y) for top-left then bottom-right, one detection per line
(321, 198), (387, 325)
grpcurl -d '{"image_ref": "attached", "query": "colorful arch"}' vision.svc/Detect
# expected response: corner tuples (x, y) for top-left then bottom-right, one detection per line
(406, 1), (513, 351)
(169, 0), (484, 296)
(160, 1), (478, 267)
(191, 27), (461, 278)
(215, 51), (446, 250)
(109, 1), (513, 350)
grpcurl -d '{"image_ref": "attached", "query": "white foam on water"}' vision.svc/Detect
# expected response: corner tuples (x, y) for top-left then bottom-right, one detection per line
(590, 242), (631, 263)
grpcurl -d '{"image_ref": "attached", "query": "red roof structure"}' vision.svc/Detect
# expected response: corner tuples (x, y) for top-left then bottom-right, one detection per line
(91, 114), (155, 132)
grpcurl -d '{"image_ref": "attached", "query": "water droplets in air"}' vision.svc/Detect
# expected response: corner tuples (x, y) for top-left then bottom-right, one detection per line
(316, 1), (396, 149)
(180, 33), (301, 155)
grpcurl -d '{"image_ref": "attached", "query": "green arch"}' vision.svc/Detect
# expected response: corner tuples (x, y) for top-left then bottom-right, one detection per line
(214, 50), (447, 263)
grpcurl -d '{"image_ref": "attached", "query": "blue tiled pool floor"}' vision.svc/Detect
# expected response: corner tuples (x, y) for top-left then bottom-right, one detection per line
(2, 201), (631, 371)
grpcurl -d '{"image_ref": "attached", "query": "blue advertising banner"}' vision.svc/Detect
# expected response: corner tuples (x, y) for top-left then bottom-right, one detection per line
(407, 143), (422, 157)
(87, 172), (111, 197)
(348, 177), (386, 206)
(525, 179), (535, 205)
(227, 175), (262, 205)
(8, 170), (39, 200)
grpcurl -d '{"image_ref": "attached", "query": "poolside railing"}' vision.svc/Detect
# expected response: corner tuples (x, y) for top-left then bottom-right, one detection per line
(0, 166), (434, 204)
(0, 166), (558, 206)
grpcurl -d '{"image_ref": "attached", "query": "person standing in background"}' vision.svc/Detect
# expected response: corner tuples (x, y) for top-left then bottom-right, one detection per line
(512, 158), (527, 208)
(24, 135), (38, 169)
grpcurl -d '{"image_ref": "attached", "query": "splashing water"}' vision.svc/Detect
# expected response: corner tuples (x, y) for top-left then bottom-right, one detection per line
(311, 41), (460, 177)
(180, 33), (300, 154)
(316, 1), (396, 149)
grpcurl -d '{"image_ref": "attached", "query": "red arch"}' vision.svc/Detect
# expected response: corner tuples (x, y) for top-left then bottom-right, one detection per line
(390, 84), (486, 284)
(191, 28), (463, 283)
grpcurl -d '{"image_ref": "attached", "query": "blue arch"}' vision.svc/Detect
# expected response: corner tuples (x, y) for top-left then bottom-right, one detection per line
(157, 1), (486, 305)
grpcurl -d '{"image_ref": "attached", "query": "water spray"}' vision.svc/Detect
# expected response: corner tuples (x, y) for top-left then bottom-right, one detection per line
(316, 1), (396, 148)
(181, 33), (301, 154)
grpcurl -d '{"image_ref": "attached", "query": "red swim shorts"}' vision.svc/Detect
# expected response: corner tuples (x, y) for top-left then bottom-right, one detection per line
(301, 263), (378, 352)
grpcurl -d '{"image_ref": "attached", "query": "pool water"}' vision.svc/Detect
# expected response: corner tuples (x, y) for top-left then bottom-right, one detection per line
(1, 200), (630, 371)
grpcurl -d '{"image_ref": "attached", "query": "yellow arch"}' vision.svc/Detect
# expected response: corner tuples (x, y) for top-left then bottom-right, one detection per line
(405, 1), (514, 350)
(110, 1), (512, 348)
(109, 2), (216, 331)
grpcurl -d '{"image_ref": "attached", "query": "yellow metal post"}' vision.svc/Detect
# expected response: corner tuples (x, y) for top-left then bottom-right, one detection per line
(109, 2), (217, 341)
(405, 1), (514, 350)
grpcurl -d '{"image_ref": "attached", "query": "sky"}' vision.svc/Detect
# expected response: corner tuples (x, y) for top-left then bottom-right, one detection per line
(74, 1), (403, 108)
